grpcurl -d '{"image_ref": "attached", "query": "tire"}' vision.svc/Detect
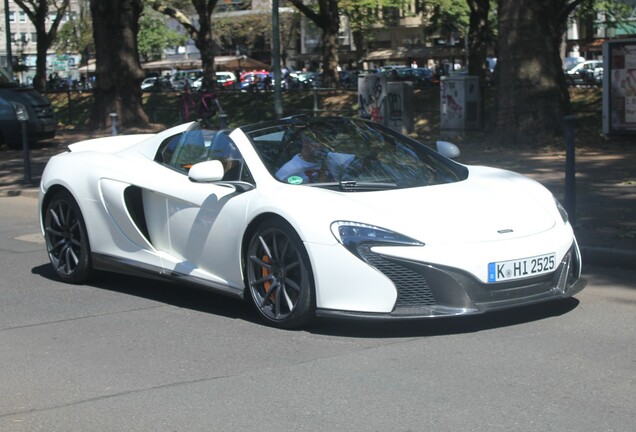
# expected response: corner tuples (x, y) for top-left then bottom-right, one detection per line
(43, 190), (93, 283)
(245, 219), (315, 329)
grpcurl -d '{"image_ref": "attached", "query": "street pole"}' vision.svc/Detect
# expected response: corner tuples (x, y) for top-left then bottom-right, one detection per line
(21, 119), (31, 184)
(4, 0), (14, 76)
(564, 115), (577, 226)
(272, 0), (283, 119)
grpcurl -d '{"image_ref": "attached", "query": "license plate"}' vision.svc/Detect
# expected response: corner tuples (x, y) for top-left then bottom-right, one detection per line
(488, 253), (556, 283)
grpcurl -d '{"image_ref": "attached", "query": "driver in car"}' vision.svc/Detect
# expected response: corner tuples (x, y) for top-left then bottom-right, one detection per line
(275, 132), (335, 183)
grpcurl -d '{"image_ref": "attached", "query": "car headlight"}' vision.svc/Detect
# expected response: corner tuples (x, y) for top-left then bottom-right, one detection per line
(555, 197), (569, 224)
(331, 221), (424, 254)
(10, 101), (29, 121)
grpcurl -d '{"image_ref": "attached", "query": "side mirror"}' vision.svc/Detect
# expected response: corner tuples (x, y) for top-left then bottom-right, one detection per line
(188, 160), (225, 182)
(436, 140), (460, 159)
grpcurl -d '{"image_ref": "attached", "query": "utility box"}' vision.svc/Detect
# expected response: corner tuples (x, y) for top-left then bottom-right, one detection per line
(358, 74), (414, 134)
(440, 75), (481, 134)
(358, 74), (387, 123)
(386, 81), (414, 135)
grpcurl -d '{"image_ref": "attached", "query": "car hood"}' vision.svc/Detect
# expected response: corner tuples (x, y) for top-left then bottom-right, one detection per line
(283, 165), (558, 246)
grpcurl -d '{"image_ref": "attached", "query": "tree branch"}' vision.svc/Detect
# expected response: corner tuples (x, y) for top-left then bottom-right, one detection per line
(148, 0), (199, 38)
(288, 0), (323, 28)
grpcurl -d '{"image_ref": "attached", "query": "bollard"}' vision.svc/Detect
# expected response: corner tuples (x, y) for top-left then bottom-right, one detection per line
(12, 102), (32, 184)
(110, 112), (119, 136)
(564, 115), (576, 226)
(67, 89), (72, 125)
(218, 113), (228, 129)
(21, 119), (31, 184)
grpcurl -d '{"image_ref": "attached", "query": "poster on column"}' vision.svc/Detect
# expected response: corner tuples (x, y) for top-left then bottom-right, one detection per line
(603, 39), (636, 135)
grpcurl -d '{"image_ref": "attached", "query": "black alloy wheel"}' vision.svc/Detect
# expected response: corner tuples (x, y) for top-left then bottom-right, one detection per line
(246, 220), (315, 328)
(44, 190), (93, 283)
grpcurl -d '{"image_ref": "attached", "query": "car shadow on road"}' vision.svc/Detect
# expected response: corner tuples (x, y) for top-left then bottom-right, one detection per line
(306, 298), (580, 338)
(32, 264), (261, 325)
(32, 263), (581, 337)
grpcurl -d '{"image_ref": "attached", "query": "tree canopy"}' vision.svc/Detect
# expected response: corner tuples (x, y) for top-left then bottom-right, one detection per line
(288, 0), (340, 87)
(14, 0), (70, 91)
(149, 0), (219, 89)
(138, 8), (188, 62)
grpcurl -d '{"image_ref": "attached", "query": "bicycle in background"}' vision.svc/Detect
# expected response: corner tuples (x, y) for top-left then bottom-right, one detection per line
(181, 82), (226, 129)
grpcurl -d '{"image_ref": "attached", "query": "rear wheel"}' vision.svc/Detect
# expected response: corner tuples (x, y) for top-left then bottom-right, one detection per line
(43, 190), (93, 283)
(246, 220), (315, 329)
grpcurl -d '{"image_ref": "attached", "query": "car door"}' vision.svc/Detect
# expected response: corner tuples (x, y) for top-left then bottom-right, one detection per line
(142, 127), (253, 293)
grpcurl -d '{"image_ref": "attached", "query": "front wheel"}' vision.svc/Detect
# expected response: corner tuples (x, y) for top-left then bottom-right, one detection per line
(43, 190), (93, 283)
(246, 220), (315, 329)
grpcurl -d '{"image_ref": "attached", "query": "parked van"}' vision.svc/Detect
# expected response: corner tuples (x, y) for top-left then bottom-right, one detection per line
(0, 68), (56, 149)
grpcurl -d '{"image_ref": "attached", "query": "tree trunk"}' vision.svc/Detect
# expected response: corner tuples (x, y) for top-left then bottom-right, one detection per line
(150, 1), (218, 90)
(191, 0), (217, 90)
(33, 28), (49, 92)
(494, 0), (571, 142)
(14, 0), (69, 92)
(89, 0), (148, 130)
(466, 0), (490, 84)
(289, 0), (340, 88)
(320, 0), (340, 88)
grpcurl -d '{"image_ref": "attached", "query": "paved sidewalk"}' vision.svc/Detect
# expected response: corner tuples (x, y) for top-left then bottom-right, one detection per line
(1, 129), (635, 269)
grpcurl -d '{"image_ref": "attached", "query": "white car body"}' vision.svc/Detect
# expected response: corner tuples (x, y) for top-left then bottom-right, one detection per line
(39, 118), (584, 327)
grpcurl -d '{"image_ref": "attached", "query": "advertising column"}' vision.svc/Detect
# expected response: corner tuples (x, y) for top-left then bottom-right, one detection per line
(603, 39), (636, 136)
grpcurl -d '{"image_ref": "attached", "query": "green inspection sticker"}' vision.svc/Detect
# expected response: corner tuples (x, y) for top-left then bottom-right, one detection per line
(287, 176), (304, 185)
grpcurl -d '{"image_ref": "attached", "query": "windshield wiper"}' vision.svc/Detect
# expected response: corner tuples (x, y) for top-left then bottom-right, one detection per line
(338, 180), (397, 191)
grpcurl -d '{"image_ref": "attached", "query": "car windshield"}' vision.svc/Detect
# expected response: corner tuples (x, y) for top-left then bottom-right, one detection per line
(0, 68), (19, 88)
(243, 117), (468, 190)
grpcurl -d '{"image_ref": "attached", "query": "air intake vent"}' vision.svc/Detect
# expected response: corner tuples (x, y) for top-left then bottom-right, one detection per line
(358, 245), (436, 308)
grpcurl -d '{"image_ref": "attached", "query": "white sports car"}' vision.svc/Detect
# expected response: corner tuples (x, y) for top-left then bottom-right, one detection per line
(39, 117), (584, 328)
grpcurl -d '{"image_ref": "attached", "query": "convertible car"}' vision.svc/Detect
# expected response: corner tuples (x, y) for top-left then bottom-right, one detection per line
(38, 116), (584, 328)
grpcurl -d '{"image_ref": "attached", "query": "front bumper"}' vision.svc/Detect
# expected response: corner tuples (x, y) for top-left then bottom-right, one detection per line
(316, 243), (584, 320)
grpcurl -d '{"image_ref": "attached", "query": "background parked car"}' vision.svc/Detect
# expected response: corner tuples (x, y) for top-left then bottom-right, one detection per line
(395, 67), (435, 87)
(240, 70), (272, 91)
(141, 76), (157, 90)
(141, 75), (173, 92)
(0, 68), (56, 150)
(171, 69), (204, 90)
(191, 71), (237, 90)
(288, 71), (318, 89)
(566, 60), (603, 86)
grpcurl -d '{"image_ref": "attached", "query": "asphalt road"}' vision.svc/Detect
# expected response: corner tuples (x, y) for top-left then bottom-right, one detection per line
(1, 195), (634, 432)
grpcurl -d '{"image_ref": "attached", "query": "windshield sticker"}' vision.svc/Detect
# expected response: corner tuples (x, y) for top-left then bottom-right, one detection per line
(287, 176), (303, 185)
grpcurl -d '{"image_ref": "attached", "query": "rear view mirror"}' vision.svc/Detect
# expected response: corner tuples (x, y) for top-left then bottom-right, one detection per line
(436, 141), (460, 159)
(188, 160), (225, 182)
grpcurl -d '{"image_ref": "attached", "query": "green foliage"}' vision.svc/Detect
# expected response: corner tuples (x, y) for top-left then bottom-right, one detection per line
(340, 0), (411, 39)
(213, 13), (272, 50)
(585, 0), (635, 29)
(138, 9), (187, 62)
(53, 12), (93, 60)
(425, 0), (470, 37)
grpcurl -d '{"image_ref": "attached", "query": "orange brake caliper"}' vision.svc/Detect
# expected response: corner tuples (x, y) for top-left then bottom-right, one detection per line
(261, 255), (276, 301)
